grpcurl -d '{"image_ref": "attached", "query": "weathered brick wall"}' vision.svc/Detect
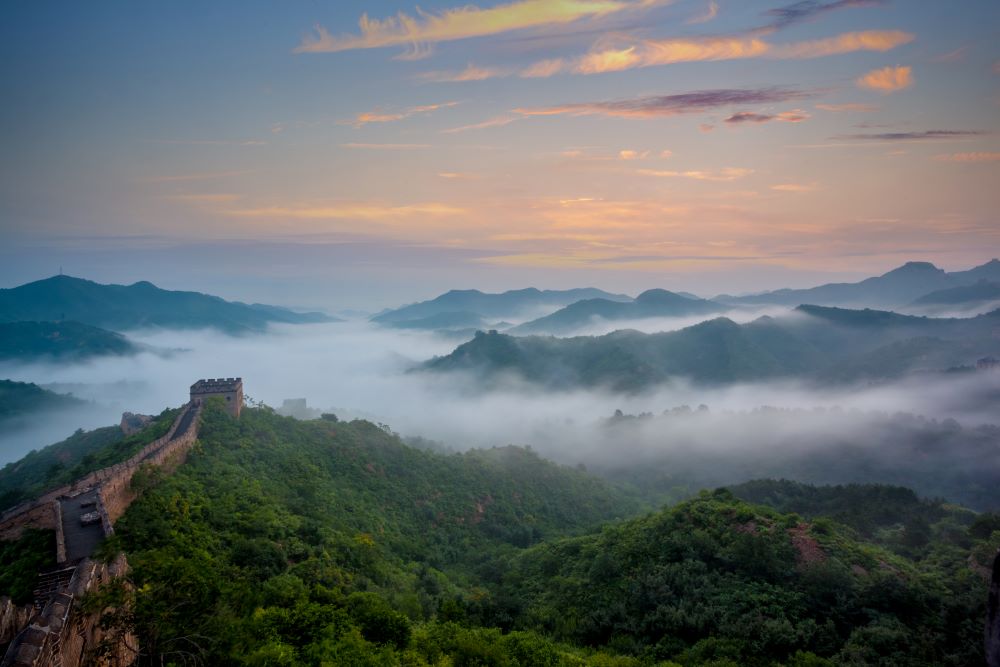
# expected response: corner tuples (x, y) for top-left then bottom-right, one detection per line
(0, 404), (200, 542)
(0, 503), (57, 544)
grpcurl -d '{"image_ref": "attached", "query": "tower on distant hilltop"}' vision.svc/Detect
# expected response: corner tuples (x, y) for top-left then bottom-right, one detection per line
(190, 377), (244, 417)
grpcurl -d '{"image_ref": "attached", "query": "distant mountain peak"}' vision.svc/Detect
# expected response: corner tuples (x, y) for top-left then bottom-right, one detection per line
(881, 261), (944, 277)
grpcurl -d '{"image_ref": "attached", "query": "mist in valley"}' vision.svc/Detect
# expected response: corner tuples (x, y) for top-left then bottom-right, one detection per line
(2, 318), (998, 509)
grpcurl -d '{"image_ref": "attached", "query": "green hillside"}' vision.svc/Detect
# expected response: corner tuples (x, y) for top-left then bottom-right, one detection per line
(0, 275), (336, 334)
(56, 403), (994, 666)
(496, 488), (992, 666)
(424, 307), (1000, 390)
(0, 379), (87, 424)
(0, 320), (138, 361)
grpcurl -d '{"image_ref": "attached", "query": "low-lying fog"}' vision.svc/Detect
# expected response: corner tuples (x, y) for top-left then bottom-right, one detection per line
(1, 320), (998, 472)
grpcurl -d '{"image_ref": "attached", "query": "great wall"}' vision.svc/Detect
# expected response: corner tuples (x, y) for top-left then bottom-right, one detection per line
(0, 396), (204, 667)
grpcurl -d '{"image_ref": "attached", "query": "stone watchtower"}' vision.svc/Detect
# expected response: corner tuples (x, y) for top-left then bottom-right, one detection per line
(190, 377), (244, 417)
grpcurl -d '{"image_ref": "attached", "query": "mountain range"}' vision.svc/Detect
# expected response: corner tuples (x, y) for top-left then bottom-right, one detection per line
(371, 287), (630, 328)
(0, 275), (337, 334)
(510, 288), (724, 335)
(423, 304), (1000, 390)
(716, 259), (1000, 308)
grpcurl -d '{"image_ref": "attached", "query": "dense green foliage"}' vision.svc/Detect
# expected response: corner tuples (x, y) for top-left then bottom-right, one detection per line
(511, 290), (722, 335)
(75, 404), (995, 666)
(0, 275), (334, 334)
(104, 403), (644, 665)
(0, 320), (137, 360)
(0, 528), (55, 604)
(0, 408), (179, 510)
(425, 306), (1000, 389)
(494, 488), (994, 666)
(0, 379), (86, 424)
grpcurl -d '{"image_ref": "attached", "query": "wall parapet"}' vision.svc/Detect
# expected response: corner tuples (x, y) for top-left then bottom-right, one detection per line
(0, 403), (200, 542)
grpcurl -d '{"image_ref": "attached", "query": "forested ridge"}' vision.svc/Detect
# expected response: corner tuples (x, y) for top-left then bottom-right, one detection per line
(57, 402), (995, 666)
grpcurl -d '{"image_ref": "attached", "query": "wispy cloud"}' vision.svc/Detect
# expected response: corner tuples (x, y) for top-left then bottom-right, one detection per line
(686, 0), (719, 25)
(341, 101), (459, 128)
(771, 182), (819, 192)
(934, 152), (1000, 163)
(518, 29), (912, 78)
(856, 65), (913, 92)
(341, 143), (433, 150)
(224, 202), (466, 220)
(774, 30), (912, 58)
(725, 109), (810, 124)
(815, 103), (878, 112)
(638, 167), (753, 181)
(519, 58), (567, 78)
(441, 115), (520, 133)
(763, 0), (887, 31)
(834, 130), (985, 142)
(294, 0), (659, 55)
(515, 87), (811, 119)
(419, 63), (509, 83)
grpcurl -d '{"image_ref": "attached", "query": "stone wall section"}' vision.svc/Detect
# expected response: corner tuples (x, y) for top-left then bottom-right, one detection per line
(1, 555), (135, 667)
(0, 403), (201, 543)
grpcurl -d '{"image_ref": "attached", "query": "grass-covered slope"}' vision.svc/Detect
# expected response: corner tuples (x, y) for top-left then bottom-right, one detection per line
(0, 407), (180, 510)
(496, 488), (994, 666)
(0, 320), (138, 361)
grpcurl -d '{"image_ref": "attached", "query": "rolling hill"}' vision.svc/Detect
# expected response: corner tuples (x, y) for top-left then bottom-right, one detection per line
(423, 305), (1000, 390)
(371, 287), (631, 327)
(0, 275), (337, 334)
(510, 288), (725, 335)
(0, 380), (87, 425)
(0, 320), (139, 361)
(19, 401), (987, 665)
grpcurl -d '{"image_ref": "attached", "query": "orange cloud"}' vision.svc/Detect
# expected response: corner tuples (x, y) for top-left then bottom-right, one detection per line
(224, 202), (466, 220)
(341, 101), (459, 128)
(934, 152), (1000, 163)
(295, 0), (656, 54)
(419, 63), (509, 83)
(520, 58), (566, 78)
(516, 29), (912, 79)
(638, 167), (753, 181)
(856, 65), (913, 92)
(775, 30), (913, 58)
(771, 183), (818, 192)
(441, 115), (520, 134)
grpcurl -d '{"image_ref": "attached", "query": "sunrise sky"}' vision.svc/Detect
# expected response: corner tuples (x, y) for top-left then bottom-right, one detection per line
(2, 1), (998, 309)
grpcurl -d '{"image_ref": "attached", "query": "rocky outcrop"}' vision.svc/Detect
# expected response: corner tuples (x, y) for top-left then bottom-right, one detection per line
(988, 549), (1000, 667)
(0, 598), (32, 649)
(1, 555), (135, 667)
